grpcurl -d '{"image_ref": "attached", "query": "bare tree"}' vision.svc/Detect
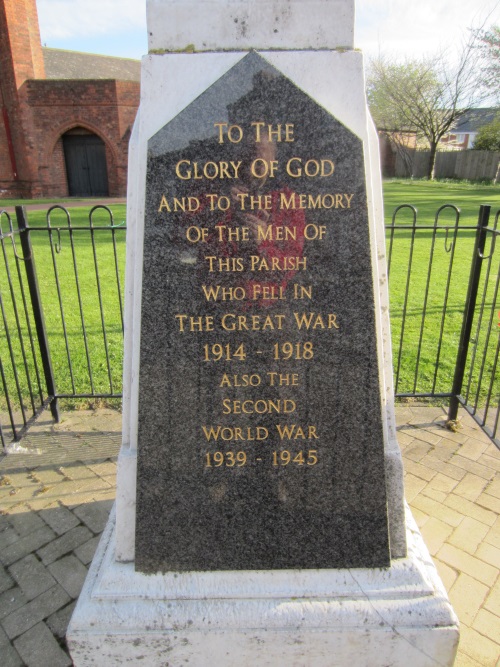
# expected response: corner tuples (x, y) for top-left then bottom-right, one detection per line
(367, 35), (489, 180)
(478, 25), (500, 98)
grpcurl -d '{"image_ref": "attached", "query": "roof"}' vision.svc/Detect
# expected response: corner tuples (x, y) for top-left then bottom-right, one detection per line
(43, 48), (140, 82)
(452, 108), (498, 133)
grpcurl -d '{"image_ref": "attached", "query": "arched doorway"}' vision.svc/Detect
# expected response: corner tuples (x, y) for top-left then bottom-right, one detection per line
(62, 128), (109, 196)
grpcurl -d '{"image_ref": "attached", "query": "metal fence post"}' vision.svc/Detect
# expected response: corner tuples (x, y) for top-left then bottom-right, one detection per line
(448, 204), (491, 422)
(16, 206), (60, 423)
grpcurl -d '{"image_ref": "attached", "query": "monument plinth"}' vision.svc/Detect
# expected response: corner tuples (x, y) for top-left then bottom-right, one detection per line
(68, 1), (459, 664)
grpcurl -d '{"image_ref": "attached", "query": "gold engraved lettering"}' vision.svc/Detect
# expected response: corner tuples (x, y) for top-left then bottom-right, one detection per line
(216, 226), (250, 242)
(219, 374), (262, 387)
(221, 313), (285, 331)
(272, 450), (318, 466)
(175, 160), (242, 180)
(175, 314), (214, 332)
(267, 372), (299, 386)
(251, 285), (286, 301)
(286, 158), (334, 178)
(293, 284), (313, 300)
(251, 122), (294, 143)
(293, 312), (339, 330)
(222, 399), (296, 414)
(236, 193), (273, 211)
(279, 192), (354, 209)
(201, 285), (246, 301)
(257, 225), (297, 241)
(276, 424), (319, 440)
(249, 255), (307, 271)
(214, 123), (244, 144)
(202, 425), (268, 441)
(205, 256), (245, 272)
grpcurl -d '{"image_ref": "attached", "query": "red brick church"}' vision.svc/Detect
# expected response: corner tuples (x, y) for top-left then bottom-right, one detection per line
(0, 0), (140, 199)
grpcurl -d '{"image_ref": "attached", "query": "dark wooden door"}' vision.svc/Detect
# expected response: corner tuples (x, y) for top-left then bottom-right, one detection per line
(63, 134), (109, 196)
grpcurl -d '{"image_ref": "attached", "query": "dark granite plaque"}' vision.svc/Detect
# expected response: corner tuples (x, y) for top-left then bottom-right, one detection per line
(135, 52), (390, 572)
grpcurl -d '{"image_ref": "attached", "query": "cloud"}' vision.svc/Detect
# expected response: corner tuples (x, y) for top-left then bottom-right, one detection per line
(37, 0), (146, 40)
(356, 0), (500, 59)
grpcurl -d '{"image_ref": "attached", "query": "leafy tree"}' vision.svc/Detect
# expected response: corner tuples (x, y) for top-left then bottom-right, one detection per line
(367, 38), (488, 180)
(473, 113), (500, 151)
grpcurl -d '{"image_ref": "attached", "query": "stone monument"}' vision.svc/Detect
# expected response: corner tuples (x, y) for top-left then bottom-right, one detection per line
(67, 1), (459, 664)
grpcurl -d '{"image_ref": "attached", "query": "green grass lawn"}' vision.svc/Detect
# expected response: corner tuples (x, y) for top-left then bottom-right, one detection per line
(1, 181), (499, 424)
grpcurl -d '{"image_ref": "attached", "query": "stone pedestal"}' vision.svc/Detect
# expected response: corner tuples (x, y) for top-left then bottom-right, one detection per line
(68, 1), (458, 664)
(69, 506), (458, 666)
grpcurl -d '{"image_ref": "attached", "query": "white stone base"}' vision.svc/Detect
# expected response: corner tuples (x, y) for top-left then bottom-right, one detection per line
(67, 507), (458, 667)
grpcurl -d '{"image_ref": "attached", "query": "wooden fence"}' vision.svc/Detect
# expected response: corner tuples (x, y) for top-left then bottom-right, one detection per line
(395, 150), (500, 181)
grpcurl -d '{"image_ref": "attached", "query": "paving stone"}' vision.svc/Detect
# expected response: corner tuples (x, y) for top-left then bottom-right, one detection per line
(484, 515), (500, 549)
(476, 542), (500, 571)
(453, 473), (491, 503)
(86, 460), (117, 479)
(0, 526), (56, 567)
(479, 453), (500, 473)
(36, 526), (93, 566)
(436, 544), (498, 587)
(472, 608), (500, 645)
(418, 455), (467, 481)
(26, 468), (65, 486)
(8, 554), (57, 601)
(38, 504), (80, 536)
(425, 438), (459, 462)
(444, 493), (497, 527)
(449, 573), (489, 626)
(45, 600), (76, 639)
(448, 516), (491, 555)
(7, 512), (46, 538)
(0, 624), (23, 667)
(0, 526), (20, 550)
(1, 484), (47, 505)
(433, 559), (458, 593)
(450, 455), (496, 481)
(453, 650), (484, 667)
(427, 472), (459, 494)
(13, 621), (72, 667)
(476, 491), (500, 515)
(2, 583), (70, 639)
(412, 494), (464, 528)
(395, 429), (415, 447)
(0, 564), (14, 595)
(421, 486), (447, 503)
(74, 535), (100, 565)
(91, 488), (116, 502)
(0, 586), (27, 621)
(403, 440), (433, 462)
(408, 506), (429, 529)
(420, 517), (454, 556)
(485, 475), (500, 500)
(407, 430), (442, 449)
(403, 473), (427, 503)
(484, 577), (500, 618)
(459, 626), (500, 667)
(457, 437), (490, 462)
(48, 555), (88, 599)
(402, 458), (436, 482)
(72, 500), (112, 534)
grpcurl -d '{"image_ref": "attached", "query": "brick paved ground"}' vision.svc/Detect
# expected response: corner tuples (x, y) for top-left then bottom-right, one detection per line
(0, 405), (499, 666)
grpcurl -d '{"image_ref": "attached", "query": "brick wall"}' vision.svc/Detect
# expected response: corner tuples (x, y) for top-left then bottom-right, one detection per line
(0, 0), (139, 199)
(20, 79), (139, 197)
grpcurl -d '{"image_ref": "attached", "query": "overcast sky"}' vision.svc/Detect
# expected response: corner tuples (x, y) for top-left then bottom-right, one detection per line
(37, 0), (500, 62)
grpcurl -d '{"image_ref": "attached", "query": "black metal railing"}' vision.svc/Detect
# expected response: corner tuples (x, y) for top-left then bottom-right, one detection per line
(0, 203), (499, 450)
(387, 204), (499, 445)
(0, 205), (125, 447)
